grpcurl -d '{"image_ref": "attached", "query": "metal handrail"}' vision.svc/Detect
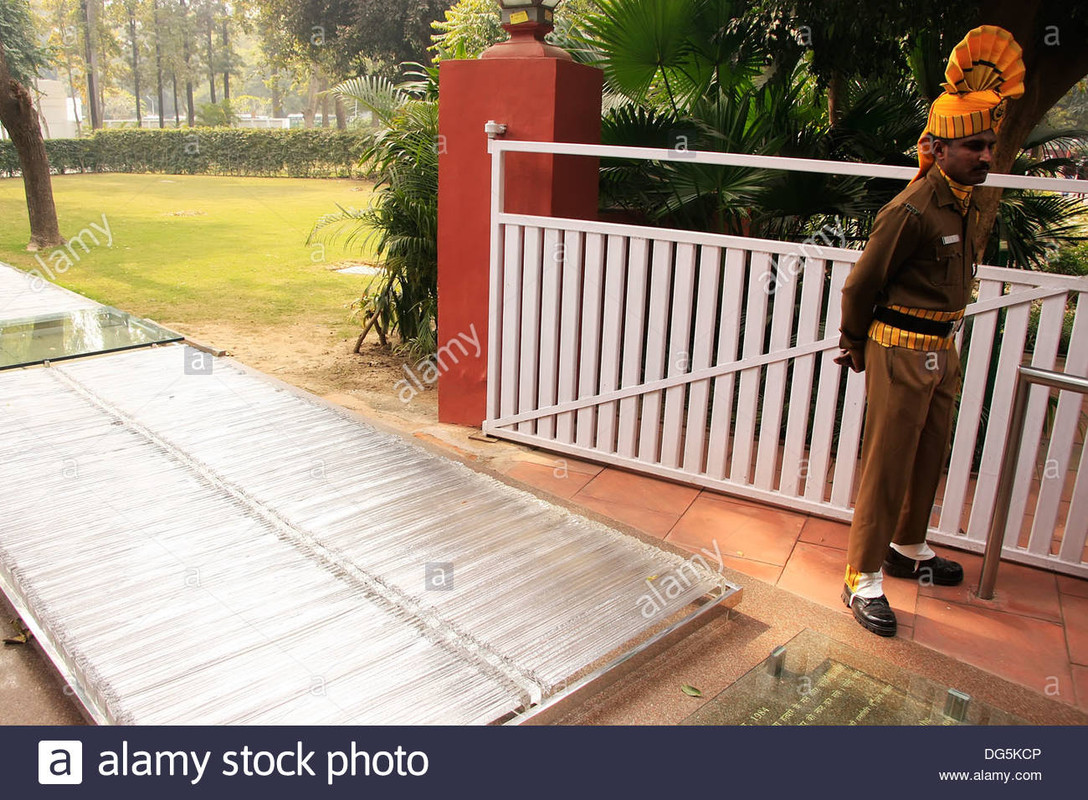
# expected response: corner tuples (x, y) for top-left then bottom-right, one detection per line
(978, 365), (1088, 600)
(487, 138), (1088, 195)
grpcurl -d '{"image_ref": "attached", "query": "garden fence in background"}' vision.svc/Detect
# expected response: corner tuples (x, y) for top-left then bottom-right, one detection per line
(483, 140), (1088, 578)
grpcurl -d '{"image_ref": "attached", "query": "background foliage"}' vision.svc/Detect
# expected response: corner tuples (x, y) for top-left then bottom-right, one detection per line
(0, 127), (372, 177)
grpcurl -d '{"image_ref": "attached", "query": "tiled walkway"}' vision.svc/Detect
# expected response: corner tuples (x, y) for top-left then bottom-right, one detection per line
(494, 450), (1088, 715)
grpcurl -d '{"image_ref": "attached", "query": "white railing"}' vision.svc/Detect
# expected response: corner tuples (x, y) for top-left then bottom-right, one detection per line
(484, 139), (1088, 578)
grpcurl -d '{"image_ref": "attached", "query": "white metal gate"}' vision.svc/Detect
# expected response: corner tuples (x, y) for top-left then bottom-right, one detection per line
(483, 140), (1088, 578)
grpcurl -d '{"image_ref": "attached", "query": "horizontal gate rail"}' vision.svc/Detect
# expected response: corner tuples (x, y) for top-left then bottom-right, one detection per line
(485, 139), (1088, 578)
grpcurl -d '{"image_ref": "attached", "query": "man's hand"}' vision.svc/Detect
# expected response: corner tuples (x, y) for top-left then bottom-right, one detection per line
(834, 348), (864, 373)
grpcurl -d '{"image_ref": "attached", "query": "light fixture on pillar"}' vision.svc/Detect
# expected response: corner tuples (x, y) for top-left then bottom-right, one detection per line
(482, 0), (571, 60)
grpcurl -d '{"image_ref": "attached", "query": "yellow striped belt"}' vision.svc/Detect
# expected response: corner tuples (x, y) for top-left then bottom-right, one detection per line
(868, 305), (965, 351)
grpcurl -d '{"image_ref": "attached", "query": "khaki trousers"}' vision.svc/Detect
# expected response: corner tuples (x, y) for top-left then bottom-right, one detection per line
(846, 338), (961, 573)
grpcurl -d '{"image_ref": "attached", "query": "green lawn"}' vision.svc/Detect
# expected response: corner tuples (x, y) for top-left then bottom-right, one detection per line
(0, 173), (376, 332)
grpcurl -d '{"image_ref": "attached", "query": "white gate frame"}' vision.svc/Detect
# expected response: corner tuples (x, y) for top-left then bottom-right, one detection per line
(484, 138), (1088, 578)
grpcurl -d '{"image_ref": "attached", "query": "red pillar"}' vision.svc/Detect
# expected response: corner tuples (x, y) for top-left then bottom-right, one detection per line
(436, 50), (602, 426)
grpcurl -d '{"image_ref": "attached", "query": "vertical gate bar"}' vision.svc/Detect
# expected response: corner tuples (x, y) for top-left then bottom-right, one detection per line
(938, 279), (1003, 537)
(518, 226), (544, 435)
(575, 233), (606, 449)
(499, 226), (524, 421)
(555, 231), (584, 444)
(731, 252), (772, 483)
(829, 368), (866, 509)
(638, 240), (674, 463)
(780, 258), (826, 497)
(537, 228), (563, 441)
(596, 236), (629, 454)
(1027, 308), (1088, 555)
(1058, 429), (1088, 566)
(661, 244), (698, 469)
(1005, 294), (1066, 546)
(683, 246), (723, 473)
(754, 253), (798, 490)
(486, 144), (506, 424)
(805, 261), (850, 503)
(706, 248), (747, 480)
(967, 302), (1031, 541)
(617, 238), (650, 458)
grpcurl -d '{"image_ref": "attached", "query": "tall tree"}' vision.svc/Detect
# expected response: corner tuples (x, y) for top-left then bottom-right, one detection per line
(152, 0), (165, 126)
(124, 0), (142, 125)
(41, 0), (85, 135)
(0, 0), (64, 249)
(79, 0), (101, 127)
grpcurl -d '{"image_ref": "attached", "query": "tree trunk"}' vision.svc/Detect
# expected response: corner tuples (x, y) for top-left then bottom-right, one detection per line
(65, 61), (82, 137)
(184, 33), (195, 125)
(270, 80), (282, 118)
(129, 13), (142, 126)
(971, 0), (1088, 252)
(171, 70), (180, 126)
(302, 68), (319, 128)
(206, 15), (216, 104)
(335, 94), (347, 130)
(154, 0), (165, 128)
(80, 0), (101, 129)
(0, 41), (64, 250)
(320, 75), (330, 128)
(827, 69), (845, 128)
(221, 20), (230, 101)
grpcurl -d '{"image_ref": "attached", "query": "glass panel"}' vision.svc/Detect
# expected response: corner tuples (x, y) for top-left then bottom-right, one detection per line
(681, 628), (1028, 726)
(0, 307), (183, 369)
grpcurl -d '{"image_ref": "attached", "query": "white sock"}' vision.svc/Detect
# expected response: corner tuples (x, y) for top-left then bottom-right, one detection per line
(851, 571), (884, 600)
(891, 542), (936, 561)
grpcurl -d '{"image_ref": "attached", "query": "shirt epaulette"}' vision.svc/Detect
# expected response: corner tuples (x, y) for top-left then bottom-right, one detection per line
(903, 202), (921, 216)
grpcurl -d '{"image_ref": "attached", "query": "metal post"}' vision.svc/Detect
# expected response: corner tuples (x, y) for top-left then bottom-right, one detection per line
(978, 372), (1030, 600)
(977, 366), (1088, 600)
(943, 689), (971, 722)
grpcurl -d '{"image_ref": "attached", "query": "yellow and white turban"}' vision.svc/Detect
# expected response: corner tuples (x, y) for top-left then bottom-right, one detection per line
(914, 25), (1026, 181)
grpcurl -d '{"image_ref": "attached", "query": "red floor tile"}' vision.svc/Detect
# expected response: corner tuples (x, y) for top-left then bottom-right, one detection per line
(508, 452), (604, 477)
(718, 554), (783, 585)
(666, 493), (806, 566)
(575, 468), (700, 516)
(574, 494), (678, 538)
(798, 517), (850, 551)
(774, 541), (919, 631)
(774, 541), (847, 613)
(1058, 575), (1088, 600)
(922, 547), (1063, 624)
(1062, 594), (1088, 667)
(914, 596), (1074, 703)
(503, 460), (597, 499)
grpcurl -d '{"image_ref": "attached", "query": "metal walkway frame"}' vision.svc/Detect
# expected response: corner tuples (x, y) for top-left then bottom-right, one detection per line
(0, 264), (739, 724)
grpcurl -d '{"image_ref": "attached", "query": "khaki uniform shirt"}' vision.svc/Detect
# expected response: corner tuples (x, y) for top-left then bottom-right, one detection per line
(839, 167), (978, 358)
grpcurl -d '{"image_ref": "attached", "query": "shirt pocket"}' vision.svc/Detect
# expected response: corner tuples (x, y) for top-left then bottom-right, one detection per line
(933, 242), (963, 287)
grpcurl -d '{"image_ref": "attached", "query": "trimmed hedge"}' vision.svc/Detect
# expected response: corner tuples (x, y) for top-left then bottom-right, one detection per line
(0, 128), (372, 178)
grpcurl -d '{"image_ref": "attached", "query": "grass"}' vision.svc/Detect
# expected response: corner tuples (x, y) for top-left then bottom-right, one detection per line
(0, 173), (377, 333)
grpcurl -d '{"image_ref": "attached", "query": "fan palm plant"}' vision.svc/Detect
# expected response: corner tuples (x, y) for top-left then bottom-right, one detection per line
(984, 128), (1088, 269)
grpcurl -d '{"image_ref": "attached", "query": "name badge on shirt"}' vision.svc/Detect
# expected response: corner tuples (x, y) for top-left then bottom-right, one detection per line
(941, 234), (961, 245)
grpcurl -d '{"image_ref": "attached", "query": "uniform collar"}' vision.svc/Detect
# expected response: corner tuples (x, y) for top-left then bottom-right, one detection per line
(925, 165), (974, 213)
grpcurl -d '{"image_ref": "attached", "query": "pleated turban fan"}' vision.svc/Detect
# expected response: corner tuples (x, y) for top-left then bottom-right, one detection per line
(914, 25), (1026, 181)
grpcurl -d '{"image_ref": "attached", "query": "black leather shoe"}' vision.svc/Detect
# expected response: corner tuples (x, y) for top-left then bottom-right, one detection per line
(883, 549), (964, 586)
(842, 585), (897, 637)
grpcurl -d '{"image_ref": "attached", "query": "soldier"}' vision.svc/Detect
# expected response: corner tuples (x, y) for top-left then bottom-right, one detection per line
(835, 25), (1026, 636)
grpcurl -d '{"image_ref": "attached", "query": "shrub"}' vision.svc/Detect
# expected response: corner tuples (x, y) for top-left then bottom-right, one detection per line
(0, 128), (371, 179)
